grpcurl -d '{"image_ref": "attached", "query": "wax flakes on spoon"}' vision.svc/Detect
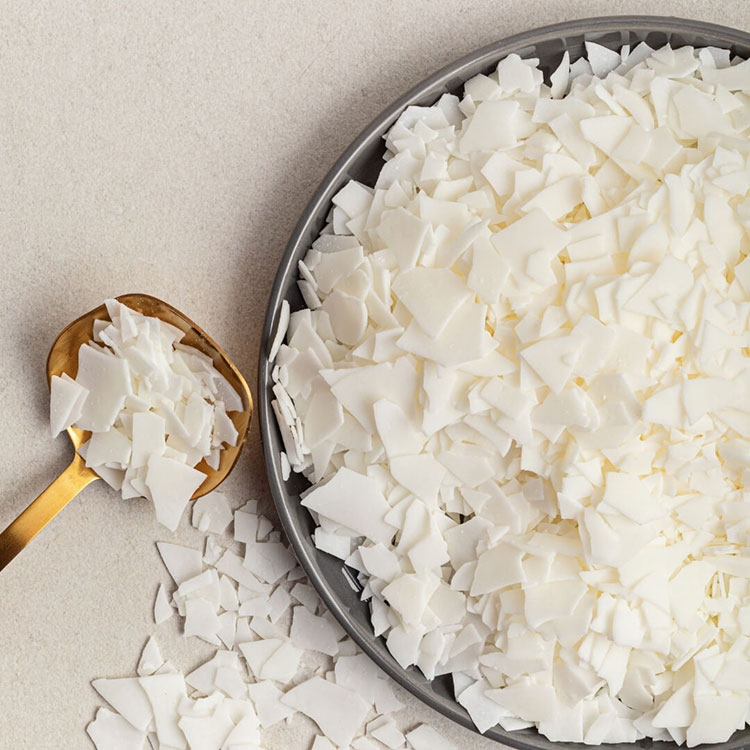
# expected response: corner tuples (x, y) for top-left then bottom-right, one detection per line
(50, 299), (242, 530)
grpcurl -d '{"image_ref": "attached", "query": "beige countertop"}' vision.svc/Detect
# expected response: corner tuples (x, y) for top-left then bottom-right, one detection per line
(2, 2), (749, 748)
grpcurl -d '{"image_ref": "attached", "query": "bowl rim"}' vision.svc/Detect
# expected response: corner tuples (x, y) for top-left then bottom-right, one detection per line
(258, 15), (750, 750)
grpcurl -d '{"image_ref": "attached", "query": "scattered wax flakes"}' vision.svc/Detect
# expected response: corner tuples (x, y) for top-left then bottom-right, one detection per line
(290, 582), (320, 612)
(267, 584), (291, 624)
(218, 574), (239, 612)
(233, 510), (260, 544)
(178, 701), (235, 750)
(368, 716), (406, 748)
(216, 551), (270, 597)
(145, 455), (206, 532)
(138, 674), (187, 750)
(242, 539), (297, 585)
(405, 724), (458, 750)
(86, 707), (146, 750)
(154, 583), (175, 625)
(183, 598), (221, 645)
(137, 636), (164, 677)
(185, 650), (242, 697)
(281, 676), (370, 748)
(238, 639), (283, 679)
(191, 491), (233, 535)
(156, 543), (203, 586)
(91, 677), (154, 733)
(49, 373), (89, 438)
(259, 641), (304, 683)
(246, 681), (296, 729)
(334, 653), (387, 706)
(289, 605), (341, 656)
(96, 40), (750, 750)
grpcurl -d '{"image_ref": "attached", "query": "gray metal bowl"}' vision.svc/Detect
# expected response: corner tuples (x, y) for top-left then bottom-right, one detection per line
(259, 16), (750, 750)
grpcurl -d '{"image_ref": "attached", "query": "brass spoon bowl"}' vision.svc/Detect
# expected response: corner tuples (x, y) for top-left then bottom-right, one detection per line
(0, 293), (253, 571)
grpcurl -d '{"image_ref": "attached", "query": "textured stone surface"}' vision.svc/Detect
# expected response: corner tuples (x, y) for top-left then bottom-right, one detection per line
(1, 2), (749, 748)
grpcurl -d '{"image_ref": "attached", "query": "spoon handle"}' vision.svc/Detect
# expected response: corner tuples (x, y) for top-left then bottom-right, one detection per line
(0, 454), (99, 572)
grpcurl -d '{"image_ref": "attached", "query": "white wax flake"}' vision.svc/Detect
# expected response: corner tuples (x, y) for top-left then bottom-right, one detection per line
(138, 674), (189, 749)
(191, 491), (232, 535)
(156, 542), (203, 586)
(74, 343), (132, 432)
(131, 412), (166, 469)
(460, 100), (519, 153)
(392, 267), (471, 338)
(146, 455), (206, 532)
(50, 299), (243, 530)
(289, 606), (341, 656)
(269, 299), (290, 363)
(585, 41), (622, 77)
(369, 716), (406, 748)
(302, 467), (396, 544)
(91, 677), (154, 733)
(458, 679), (513, 734)
(405, 724), (457, 750)
(137, 636), (164, 677)
(246, 680), (296, 728)
(49, 373), (89, 438)
(86, 707), (146, 750)
(178, 703), (235, 750)
(334, 653), (389, 706)
(233, 509), (260, 544)
(242, 539), (297, 584)
(282, 676), (370, 747)
(89, 494), (442, 748)
(183, 598), (221, 645)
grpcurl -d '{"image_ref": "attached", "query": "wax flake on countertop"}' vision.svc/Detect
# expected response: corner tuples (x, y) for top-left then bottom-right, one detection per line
(90, 498), (455, 749)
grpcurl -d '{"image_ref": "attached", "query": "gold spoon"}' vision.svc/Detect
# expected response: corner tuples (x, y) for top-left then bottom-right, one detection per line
(0, 293), (253, 571)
